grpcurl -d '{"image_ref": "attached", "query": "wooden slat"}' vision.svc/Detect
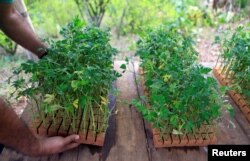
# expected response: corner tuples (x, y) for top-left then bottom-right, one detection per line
(216, 99), (250, 144)
(77, 145), (101, 161)
(0, 155), (10, 161)
(59, 148), (78, 161)
(104, 61), (150, 161)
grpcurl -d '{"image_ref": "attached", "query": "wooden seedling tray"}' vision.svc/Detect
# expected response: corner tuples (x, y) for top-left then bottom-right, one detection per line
(139, 68), (217, 148)
(213, 68), (250, 122)
(151, 124), (217, 148)
(29, 108), (107, 146)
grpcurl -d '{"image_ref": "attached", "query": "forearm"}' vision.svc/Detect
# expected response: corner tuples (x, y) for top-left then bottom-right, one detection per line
(0, 3), (46, 57)
(0, 99), (40, 156)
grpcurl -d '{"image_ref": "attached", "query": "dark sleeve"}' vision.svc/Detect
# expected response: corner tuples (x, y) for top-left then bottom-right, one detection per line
(0, 0), (14, 4)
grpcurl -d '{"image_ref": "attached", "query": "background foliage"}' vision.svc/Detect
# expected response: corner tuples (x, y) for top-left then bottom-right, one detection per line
(24, 0), (80, 37)
(0, 0), (249, 55)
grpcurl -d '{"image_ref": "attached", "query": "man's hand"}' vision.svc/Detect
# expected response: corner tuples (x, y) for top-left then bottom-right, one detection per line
(37, 135), (80, 156)
(0, 99), (81, 156)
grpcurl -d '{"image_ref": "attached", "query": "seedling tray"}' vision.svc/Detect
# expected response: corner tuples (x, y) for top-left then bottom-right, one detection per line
(139, 68), (218, 148)
(29, 108), (107, 146)
(213, 68), (250, 122)
(151, 124), (217, 148)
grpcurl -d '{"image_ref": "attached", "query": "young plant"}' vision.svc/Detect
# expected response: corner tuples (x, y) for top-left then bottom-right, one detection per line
(9, 17), (122, 133)
(133, 25), (229, 137)
(216, 26), (250, 105)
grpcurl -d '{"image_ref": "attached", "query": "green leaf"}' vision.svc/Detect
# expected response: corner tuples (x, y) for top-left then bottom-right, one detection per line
(170, 115), (178, 127)
(214, 36), (220, 44)
(120, 64), (126, 73)
(71, 80), (79, 91)
(200, 67), (212, 74)
(220, 86), (229, 94)
(43, 94), (55, 103)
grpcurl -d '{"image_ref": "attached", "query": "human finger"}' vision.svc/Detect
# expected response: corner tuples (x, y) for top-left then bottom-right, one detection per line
(62, 134), (80, 145)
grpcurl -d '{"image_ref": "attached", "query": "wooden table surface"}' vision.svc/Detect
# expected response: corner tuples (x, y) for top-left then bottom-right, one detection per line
(0, 61), (249, 161)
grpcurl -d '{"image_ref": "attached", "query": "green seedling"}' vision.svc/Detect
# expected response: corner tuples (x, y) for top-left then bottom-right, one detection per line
(216, 26), (250, 105)
(9, 17), (125, 133)
(133, 25), (229, 137)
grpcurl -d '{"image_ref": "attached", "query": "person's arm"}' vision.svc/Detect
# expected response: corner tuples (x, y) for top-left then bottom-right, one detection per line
(0, 3), (80, 156)
(0, 99), (80, 156)
(0, 3), (46, 58)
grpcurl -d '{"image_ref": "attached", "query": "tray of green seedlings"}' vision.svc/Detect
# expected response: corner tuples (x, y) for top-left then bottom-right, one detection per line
(9, 18), (123, 146)
(133, 25), (232, 148)
(213, 26), (250, 122)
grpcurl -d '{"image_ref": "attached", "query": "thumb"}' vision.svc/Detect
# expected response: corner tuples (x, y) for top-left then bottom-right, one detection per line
(62, 134), (80, 145)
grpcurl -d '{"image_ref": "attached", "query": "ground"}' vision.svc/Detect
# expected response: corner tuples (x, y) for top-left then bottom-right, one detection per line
(0, 54), (27, 116)
(197, 18), (250, 63)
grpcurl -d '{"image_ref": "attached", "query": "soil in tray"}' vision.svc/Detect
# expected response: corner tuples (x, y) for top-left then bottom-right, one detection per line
(30, 110), (107, 146)
(213, 68), (250, 122)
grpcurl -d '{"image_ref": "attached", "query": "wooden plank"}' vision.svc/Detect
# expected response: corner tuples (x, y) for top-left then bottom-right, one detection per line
(104, 61), (150, 161)
(211, 69), (250, 143)
(77, 145), (101, 161)
(216, 97), (250, 145)
(1, 148), (32, 161)
(0, 155), (10, 161)
(58, 148), (78, 161)
(230, 96), (250, 139)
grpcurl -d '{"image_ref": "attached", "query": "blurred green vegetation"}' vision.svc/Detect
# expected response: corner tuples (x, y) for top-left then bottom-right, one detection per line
(0, 0), (249, 55)
(23, 0), (216, 37)
(235, 0), (249, 8)
(106, 0), (214, 36)
(0, 31), (17, 54)
(24, 0), (80, 38)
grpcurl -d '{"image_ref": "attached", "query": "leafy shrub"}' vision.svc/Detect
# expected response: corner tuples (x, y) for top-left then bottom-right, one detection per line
(133, 26), (228, 135)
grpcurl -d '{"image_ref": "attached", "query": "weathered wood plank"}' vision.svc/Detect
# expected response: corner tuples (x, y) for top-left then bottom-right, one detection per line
(0, 155), (10, 161)
(77, 145), (101, 161)
(227, 96), (250, 140)
(211, 72), (250, 145)
(216, 100), (250, 145)
(58, 148), (78, 161)
(1, 148), (31, 161)
(104, 61), (150, 161)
